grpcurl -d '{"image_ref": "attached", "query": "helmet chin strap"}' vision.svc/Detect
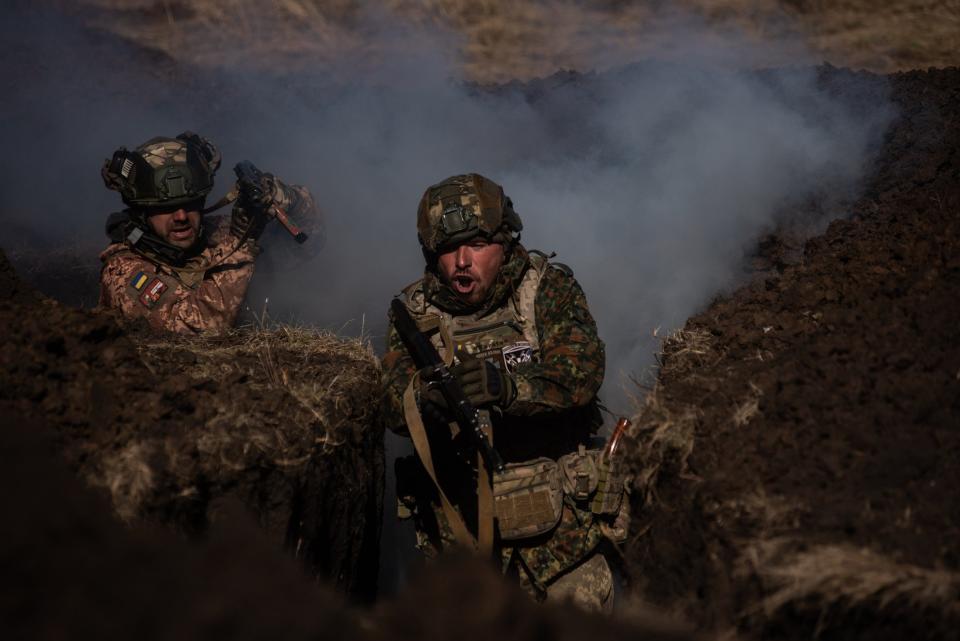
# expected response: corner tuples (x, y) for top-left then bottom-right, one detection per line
(120, 210), (204, 266)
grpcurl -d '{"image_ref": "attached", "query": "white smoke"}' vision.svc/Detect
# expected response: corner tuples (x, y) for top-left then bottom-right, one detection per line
(1, 1), (894, 593)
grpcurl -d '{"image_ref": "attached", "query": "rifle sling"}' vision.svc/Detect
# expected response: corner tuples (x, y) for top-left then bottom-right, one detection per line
(437, 316), (494, 554)
(402, 373), (494, 557)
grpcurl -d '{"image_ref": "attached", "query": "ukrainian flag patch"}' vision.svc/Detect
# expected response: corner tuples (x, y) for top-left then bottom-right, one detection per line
(130, 272), (149, 291)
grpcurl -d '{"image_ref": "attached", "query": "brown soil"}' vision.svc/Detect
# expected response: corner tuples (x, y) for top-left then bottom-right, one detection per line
(5, 4), (960, 634)
(0, 254), (385, 599)
(0, 385), (700, 641)
(624, 66), (960, 640)
(0, 410), (362, 641)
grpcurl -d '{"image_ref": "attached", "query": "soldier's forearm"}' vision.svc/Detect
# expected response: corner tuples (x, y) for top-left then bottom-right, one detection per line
(508, 360), (604, 415)
(282, 184), (326, 250)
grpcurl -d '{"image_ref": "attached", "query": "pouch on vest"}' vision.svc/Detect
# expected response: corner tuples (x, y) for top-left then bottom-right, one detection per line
(493, 457), (563, 540)
(557, 446), (628, 517)
(558, 445), (600, 501)
(591, 455), (628, 517)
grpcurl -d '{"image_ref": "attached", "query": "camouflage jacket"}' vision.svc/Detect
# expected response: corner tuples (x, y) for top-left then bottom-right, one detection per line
(383, 245), (607, 589)
(98, 182), (322, 334)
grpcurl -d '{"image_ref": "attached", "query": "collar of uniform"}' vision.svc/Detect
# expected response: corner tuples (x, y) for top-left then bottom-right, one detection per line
(423, 243), (530, 316)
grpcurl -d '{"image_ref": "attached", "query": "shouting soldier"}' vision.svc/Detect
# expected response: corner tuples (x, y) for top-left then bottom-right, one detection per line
(383, 174), (628, 612)
(98, 131), (323, 333)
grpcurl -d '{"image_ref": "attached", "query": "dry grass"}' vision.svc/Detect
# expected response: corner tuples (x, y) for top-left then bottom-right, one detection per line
(100, 441), (157, 521)
(138, 323), (376, 412)
(52, 0), (960, 82)
(740, 538), (960, 626)
(98, 324), (381, 520)
(789, 0), (960, 72)
(627, 328), (716, 504)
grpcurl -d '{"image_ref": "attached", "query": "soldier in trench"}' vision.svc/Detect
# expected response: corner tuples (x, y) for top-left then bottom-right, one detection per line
(98, 132), (323, 333)
(382, 174), (630, 612)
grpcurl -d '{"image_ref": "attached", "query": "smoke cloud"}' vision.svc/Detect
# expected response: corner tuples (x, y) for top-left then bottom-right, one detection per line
(2, 1), (893, 592)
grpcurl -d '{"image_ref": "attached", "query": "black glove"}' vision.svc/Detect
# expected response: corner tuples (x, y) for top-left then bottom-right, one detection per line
(450, 357), (516, 409)
(230, 172), (280, 240)
(417, 367), (449, 424)
(230, 203), (269, 240)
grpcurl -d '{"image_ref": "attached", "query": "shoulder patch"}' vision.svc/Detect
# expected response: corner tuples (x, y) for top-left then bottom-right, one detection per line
(138, 277), (168, 309)
(130, 271), (149, 291)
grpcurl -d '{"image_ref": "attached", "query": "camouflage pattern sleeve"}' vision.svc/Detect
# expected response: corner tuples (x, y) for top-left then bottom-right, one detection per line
(98, 236), (257, 334)
(381, 314), (417, 435)
(507, 267), (605, 415)
(256, 175), (326, 263)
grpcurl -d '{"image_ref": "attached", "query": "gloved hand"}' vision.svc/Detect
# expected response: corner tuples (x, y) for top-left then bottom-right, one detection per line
(230, 201), (270, 240)
(450, 357), (516, 409)
(417, 366), (449, 424)
(230, 172), (286, 240)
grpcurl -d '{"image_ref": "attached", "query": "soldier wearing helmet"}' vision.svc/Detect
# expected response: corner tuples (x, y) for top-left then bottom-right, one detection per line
(383, 174), (625, 613)
(97, 132), (324, 333)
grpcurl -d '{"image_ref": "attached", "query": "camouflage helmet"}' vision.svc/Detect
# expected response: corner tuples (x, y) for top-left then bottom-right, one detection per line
(101, 131), (221, 209)
(417, 173), (523, 254)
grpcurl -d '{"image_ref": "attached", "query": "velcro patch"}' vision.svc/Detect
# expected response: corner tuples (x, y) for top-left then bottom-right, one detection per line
(502, 341), (535, 373)
(130, 271), (149, 291)
(138, 277), (167, 309)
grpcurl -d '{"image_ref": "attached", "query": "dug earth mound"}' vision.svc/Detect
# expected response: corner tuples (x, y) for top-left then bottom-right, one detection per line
(0, 267), (698, 639)
(0, 253), (384, 599)
(2, 49), (959, 641)
(625, 66), (960, 640)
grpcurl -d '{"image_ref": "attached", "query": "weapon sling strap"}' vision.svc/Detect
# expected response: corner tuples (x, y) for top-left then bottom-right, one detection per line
(401, 376), (494, 554)
(437, 322), (494, 555)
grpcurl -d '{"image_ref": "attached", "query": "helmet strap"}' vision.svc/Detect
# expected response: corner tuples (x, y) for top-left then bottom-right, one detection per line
(119, 209), (206, 266)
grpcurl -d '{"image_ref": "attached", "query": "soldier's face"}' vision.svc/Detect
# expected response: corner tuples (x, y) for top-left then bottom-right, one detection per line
(147, 206), (201, 249)
(437, 239), (505, 305)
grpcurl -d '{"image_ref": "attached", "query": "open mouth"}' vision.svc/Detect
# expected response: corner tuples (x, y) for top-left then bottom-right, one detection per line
(452, 274), (476, 295)
(169, 227), (194, 242)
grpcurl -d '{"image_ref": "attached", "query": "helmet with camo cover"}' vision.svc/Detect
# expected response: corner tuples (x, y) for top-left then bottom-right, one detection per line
(417, 173), (523, 256)
(101, 131), (221, 210)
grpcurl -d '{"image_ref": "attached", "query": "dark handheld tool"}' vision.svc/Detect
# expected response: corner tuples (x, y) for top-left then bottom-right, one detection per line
(391, 298), (505, 474)
(234, 160), (308, 244)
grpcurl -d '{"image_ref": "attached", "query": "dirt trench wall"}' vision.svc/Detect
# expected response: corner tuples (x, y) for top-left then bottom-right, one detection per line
(0, 252), (384, 599)
(623, 67), (960, 640)
(0, 404), (703, 641)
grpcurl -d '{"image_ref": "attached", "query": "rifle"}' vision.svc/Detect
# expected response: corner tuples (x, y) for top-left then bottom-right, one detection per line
(390, 298), (505, 474)
(233, 160), (308, 244)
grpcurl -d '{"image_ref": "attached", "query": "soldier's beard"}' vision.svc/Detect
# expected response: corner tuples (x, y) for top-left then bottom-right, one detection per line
(166, 224), (198, 248)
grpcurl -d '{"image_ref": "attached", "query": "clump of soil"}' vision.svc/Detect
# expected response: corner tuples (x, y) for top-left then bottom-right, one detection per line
(624, 66), (960, 640)
(0, 252), (384, 599)
(0, 410), (361, 641)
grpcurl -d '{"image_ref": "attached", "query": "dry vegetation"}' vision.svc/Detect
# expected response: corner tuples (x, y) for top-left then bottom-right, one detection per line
(101, 324), (381, 521)
(625, 328), (713, 509)
(627, 317), (960, 636)
(54, 0), (960, 82)
(743, 539), (960, 628)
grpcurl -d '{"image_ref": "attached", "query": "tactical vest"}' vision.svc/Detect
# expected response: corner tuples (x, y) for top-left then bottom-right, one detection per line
(400, 252), (549, 372)
(396, 252), (628, 550)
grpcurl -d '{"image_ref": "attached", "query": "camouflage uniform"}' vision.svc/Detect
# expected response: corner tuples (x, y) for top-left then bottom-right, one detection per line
(383, 174), (616, 612)
(97, 134), (322, 334)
